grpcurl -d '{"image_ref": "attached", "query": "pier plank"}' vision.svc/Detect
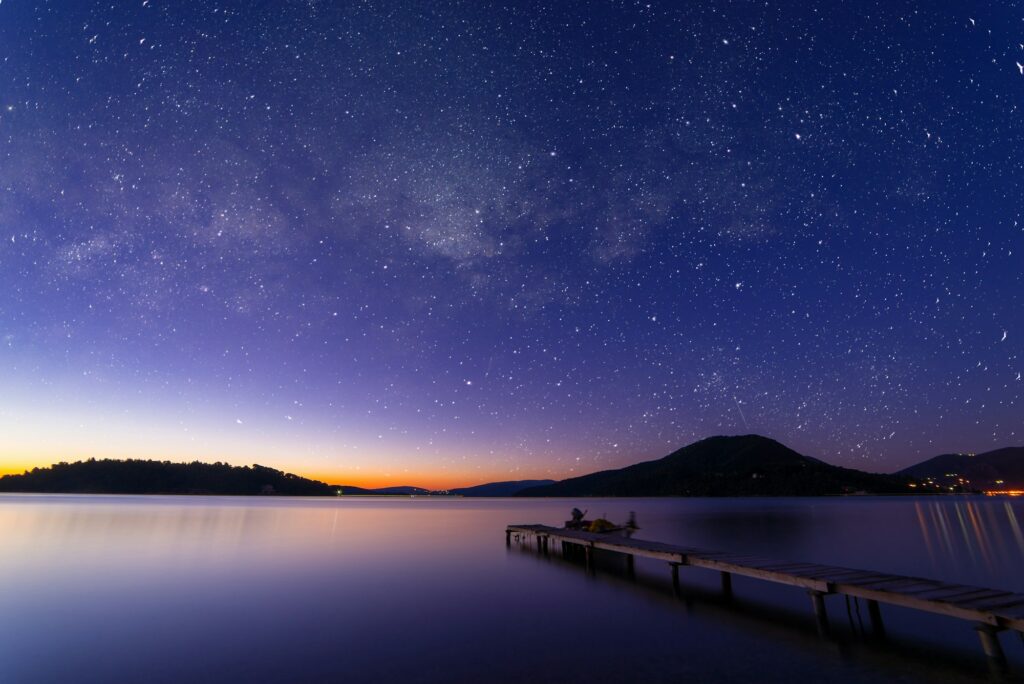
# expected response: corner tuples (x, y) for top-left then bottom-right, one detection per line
(506, 524), (1024, 636)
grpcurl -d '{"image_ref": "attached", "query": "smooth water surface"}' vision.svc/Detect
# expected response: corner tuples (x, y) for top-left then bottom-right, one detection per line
(1, 495), (1023, 683)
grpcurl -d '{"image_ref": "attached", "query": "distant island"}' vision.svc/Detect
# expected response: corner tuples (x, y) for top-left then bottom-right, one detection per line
(0, 435), (1019, 497)
(0, 460), (337, 496)
(449, 480), (556, 497)
(0, 460), (549, 498)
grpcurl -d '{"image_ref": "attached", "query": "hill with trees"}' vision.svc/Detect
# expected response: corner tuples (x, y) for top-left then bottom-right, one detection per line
(0, 459), (336, 496)
(898, 447), (1024, 491)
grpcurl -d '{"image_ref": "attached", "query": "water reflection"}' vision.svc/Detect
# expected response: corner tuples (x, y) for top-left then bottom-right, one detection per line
(684, 509), (810, 548)
(913, 498), (1024, 578)
(0, 494), (1020, 683)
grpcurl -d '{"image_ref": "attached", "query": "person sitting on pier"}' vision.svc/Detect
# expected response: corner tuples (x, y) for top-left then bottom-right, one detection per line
(625, 511), (639, 537)
(568, 507), (587, 529)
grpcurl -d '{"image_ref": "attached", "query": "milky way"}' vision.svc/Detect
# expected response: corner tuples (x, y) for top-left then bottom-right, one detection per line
(0, 1), (1021, 485)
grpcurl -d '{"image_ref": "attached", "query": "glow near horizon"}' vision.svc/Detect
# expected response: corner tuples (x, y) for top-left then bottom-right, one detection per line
(0, 380), (593, 488)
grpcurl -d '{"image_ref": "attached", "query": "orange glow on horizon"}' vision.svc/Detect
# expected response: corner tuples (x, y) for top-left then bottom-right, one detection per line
(300, 467), (551, 491)
(0, 462), (35, 478)
(0, 457), (557, 492)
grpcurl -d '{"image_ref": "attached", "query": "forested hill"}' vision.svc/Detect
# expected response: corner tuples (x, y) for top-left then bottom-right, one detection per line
(0, 459), (336, 496)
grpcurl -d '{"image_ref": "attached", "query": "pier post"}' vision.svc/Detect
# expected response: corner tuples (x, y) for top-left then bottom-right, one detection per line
(585, 545), (594, 574)
(670, 562), (681, 597)
(866, 600), (885, 639)
(809, 590), (829, 636)
(974, 624), (1008, 676)
(625, 554), (635, 579)
(505, 530), (511, 547)
(721, 571), (733, 599)
(541, 536), (549, 555)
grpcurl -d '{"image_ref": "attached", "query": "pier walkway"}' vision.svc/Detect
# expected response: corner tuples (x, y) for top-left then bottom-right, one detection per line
(506, 524), (1024, 673)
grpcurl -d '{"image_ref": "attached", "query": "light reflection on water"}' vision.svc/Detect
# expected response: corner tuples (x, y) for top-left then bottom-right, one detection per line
(0, 494), (1022, 683)
(913, 499), (1024, 579)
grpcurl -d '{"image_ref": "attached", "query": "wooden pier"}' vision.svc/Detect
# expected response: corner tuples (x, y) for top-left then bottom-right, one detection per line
(507, 524), (1024, 673)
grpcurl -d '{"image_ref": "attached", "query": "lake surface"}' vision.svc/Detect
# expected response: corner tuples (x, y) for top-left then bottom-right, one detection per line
(1, 495), (1023, 683)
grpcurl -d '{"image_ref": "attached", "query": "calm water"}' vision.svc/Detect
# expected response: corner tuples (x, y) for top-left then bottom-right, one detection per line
(1, 495), (1023, 683)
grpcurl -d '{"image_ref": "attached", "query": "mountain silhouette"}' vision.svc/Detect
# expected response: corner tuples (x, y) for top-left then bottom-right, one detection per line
(517, 435), (916, 497)
(898, 447), (1024, 490)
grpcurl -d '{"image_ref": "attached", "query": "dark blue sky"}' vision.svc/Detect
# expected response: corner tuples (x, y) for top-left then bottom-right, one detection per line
(0, 0), (1020, 485)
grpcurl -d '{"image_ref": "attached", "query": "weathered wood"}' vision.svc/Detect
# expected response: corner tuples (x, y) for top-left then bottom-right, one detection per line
(975, 624), (1008, 675)
(961, 595), (1024, 611)
(809, 590), (829, 636)
(687, 556), (831, 592)
(505, 524), (1024, 645)
(851, 581), (946, 593)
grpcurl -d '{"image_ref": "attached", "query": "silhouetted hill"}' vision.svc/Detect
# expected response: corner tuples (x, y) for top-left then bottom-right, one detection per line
(333, 483), (434, 493)
(366, 486), (432, 495)
(898, 447), (1024, 490)
(0, 459), (336, 496)
(450, 479), (556, 497)
(517, 435), (916, 497)
(333, 485), (373, 495)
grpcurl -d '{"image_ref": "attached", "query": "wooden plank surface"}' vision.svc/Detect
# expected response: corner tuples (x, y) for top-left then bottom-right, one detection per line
(506, 524), (1024, 632)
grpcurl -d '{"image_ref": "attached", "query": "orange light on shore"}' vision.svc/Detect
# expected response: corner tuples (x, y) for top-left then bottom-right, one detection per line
(984, 490), (1024, 497)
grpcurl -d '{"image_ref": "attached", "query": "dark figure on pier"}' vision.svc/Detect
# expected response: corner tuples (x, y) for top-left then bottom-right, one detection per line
(625, 511), (639, 537)
(567, 508), (588, 529)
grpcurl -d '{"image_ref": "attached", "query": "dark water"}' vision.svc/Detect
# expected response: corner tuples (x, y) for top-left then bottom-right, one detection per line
(1, 495), (1023, 683)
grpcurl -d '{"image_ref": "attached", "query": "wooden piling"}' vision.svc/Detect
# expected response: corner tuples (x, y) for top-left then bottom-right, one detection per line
(866, 599), (885, 639)
(809, 590), (829, 636)
(975, 624), (1008, 675)
(505, 523), (1024, 675)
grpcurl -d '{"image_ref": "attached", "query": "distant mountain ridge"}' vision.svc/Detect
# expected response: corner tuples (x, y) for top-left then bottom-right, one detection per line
(898, 447), (1024, 490)
(335, 485), (433, 496)
(7, 439), (1019, 498)
(517, 435), (916, 497)
(336, 480), (556, 496)
(449, 480), (556, 497)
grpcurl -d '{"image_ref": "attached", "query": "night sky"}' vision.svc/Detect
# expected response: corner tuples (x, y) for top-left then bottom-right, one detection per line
(1, 0), (1021, 487)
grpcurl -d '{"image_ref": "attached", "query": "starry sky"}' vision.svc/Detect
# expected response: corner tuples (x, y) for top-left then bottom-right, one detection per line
(0, 0), (1021, 488)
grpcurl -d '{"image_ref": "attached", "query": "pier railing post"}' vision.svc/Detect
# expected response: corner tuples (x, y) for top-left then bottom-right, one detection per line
(974, 624), (1008, 676)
